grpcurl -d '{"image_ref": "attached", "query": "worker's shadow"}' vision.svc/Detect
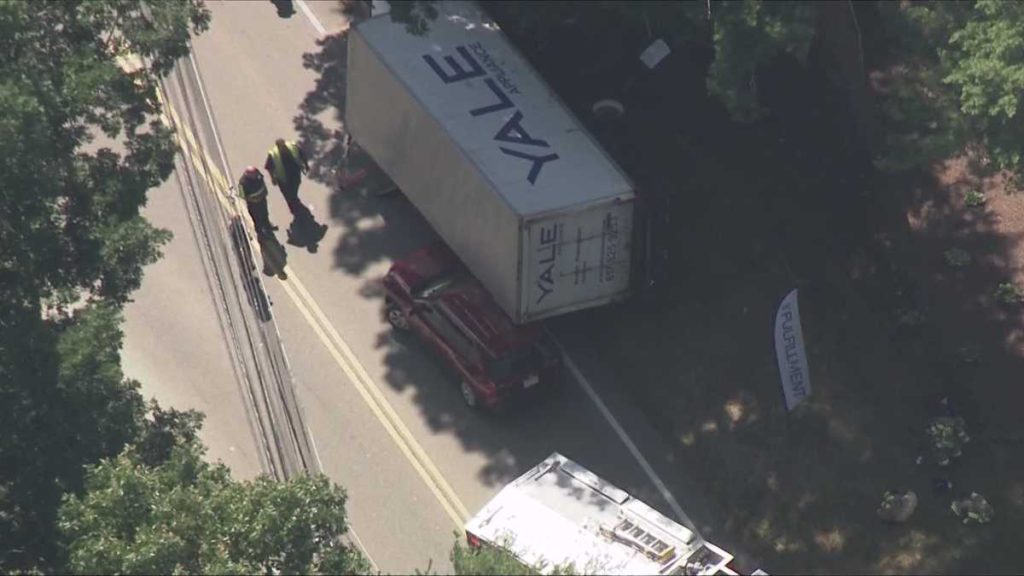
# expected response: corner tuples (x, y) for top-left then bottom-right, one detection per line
(286, 213), (329, 254)
(259, 233), (289, 280)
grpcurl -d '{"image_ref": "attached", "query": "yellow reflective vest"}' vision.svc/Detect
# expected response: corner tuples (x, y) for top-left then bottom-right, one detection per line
(267, 141), (302, 184)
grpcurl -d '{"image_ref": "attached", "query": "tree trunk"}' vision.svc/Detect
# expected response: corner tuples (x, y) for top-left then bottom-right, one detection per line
(813, 0), (879, 163)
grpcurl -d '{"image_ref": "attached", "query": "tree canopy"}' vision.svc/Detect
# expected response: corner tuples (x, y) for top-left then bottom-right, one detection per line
(1, 302), (147, 571)
(0, 0), (208, 312)
(941, 0), (1024, 182)
(0, 1), (209, 571)
(59, 445), (369, 575)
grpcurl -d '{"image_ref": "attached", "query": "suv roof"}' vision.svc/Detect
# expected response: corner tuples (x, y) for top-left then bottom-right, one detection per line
(392, 243), (542, 357)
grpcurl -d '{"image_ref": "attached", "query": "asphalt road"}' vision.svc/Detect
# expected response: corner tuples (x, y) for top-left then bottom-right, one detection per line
(124, 1), (733, 573)
(122, 154), (266, 482)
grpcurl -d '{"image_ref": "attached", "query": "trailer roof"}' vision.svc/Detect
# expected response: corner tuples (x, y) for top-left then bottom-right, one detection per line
(465, 453), (736, 575)
(353, 1), (634, 217)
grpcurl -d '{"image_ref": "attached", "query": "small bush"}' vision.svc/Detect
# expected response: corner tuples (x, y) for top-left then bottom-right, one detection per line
(944, 248), (971, 268)
(964, 190), (987, 208)
(995, 282), (1023, 305)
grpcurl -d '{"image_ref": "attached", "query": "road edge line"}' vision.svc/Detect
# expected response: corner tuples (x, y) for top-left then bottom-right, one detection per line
(553, 336), (692, 526)
(296, 0), (329, 36)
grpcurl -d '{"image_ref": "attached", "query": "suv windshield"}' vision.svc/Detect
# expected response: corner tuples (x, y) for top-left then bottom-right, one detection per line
(414, 273), (463, 300)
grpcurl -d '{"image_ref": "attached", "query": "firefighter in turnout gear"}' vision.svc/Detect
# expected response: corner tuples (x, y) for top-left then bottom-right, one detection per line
(951, 492), (994, 525)
(265, 137), (327, 251)
(238, 166), (275, 239)
(238, 166), (287, 279)
(265, 138), (313, 222)
(926, 416), (969, 467)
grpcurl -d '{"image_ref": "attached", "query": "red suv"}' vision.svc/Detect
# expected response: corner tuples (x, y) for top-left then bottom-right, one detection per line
(382, 243), (563, 409)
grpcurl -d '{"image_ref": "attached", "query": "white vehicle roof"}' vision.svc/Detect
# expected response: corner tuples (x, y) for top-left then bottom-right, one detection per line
(353, 1), (634, 217)
(465, 453), (737, 575)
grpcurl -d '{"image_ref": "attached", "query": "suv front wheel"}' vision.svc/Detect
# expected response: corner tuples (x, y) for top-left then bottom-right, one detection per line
(460, 380), (478, 409)
(385, 300), (410, 331)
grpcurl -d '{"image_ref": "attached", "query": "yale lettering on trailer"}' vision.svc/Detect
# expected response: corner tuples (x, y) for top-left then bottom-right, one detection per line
(535, 224), (559, 304)
(422, 42), (559, 185)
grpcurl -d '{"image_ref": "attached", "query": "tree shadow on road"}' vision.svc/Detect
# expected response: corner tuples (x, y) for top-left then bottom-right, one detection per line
(288, 2), (629, 496)
(366, 315), (636, 491)
(357, 275), (620, 491)
(293, 27), (348, 191)
(294, 17), (437, 277)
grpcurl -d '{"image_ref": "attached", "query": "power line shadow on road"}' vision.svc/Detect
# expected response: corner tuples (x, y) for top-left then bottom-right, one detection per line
(228, 216), (278, 322)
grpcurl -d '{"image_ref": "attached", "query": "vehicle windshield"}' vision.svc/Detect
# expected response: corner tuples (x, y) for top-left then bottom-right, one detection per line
(414, 273), (464, 300)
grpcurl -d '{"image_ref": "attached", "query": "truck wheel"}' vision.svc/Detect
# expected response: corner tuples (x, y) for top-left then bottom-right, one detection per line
(592, 98), (625, 120)
(385, 301), (410, 331)
(460, 380), (478, 409)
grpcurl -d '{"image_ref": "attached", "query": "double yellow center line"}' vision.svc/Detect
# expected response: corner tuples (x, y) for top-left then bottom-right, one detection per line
(156, 86), (471, 530)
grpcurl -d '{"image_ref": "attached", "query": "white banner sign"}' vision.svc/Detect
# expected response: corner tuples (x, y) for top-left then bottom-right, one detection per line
(774, 289), (812, 411)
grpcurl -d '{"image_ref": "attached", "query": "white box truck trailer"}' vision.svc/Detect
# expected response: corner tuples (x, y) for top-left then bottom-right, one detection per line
(345, 1), (635, 324)
(465, 453), (747, 575)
